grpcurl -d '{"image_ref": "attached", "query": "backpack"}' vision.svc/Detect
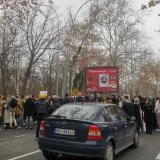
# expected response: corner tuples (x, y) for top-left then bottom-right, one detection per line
(36, 101), (47, 115)
(10, 98), (18, 108)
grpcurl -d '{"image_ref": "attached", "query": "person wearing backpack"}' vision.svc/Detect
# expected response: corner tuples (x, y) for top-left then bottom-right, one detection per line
(35, 93), (49, 139)
(7, 96), (18, 129)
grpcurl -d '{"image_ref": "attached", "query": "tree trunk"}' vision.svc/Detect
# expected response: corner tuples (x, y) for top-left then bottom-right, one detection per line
(20, 63), (33, 95)
(69, 69), (73, 96)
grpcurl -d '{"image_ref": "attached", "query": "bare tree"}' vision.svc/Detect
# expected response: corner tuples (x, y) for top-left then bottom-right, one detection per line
(0, 11), (21, 96)
(14, 3), (60, 94)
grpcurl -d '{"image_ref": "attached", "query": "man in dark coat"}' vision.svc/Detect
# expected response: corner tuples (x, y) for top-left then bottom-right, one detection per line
(122, 95), (135, 117)
(35, 93), (50, 139)
(47, 95), (60, 116)
(24, 96), (35, 129)
(62, 93), (70, 105)
(144, 97), (153, 134)
(111, 95), (119, 105)
(133, 97), (143, 133)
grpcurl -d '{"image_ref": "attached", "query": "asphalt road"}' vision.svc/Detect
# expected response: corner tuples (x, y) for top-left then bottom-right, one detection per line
(0, 128), (160, 160)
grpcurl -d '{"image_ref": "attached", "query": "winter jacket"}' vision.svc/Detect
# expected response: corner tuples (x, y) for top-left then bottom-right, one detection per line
(133, 103), (142, 127)
(155, 100), (160, 113)
(7, 97), (17, 112)
(35, 99), (50, 119)
(122, 99), (135, 117)
(15, 102), (22, 115)
(2, 100), (9, 124)
(24, 98), (35, 116)
(144, 102), (153, 123)
(0, 98), (2, 117)
(62, 97), (70, 105)
(47, 101), (60, 116)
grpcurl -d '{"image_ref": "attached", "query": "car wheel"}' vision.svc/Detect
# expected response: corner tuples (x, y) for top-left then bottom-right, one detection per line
(103, 141), (115, 160)
(42, 150), (58, 160)
(132, 131), (139, 148)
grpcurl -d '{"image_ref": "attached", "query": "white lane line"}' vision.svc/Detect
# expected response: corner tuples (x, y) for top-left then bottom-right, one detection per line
(15, 134), (31, 138)
(0, 138), (6, 141)
(156, 153), (160, 160)
(8, 150), (41, 160)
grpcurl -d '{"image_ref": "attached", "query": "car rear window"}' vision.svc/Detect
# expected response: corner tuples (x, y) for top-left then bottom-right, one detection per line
(52, 104), (100, 121)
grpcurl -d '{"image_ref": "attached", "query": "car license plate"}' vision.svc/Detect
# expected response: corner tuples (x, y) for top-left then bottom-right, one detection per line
(54, 128), (75, 136)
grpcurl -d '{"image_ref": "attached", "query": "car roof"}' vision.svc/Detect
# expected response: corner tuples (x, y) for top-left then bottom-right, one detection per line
(67, 102), (117, 108)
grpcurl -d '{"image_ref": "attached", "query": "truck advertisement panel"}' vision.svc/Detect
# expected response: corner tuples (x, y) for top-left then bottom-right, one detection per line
(85, 67), (119, 93)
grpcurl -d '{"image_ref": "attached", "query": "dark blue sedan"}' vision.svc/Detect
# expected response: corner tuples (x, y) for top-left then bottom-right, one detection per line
(38, 103), (139, 160)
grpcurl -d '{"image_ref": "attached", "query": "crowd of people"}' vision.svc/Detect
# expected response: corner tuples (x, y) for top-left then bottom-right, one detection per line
(0, 93), (160, 137)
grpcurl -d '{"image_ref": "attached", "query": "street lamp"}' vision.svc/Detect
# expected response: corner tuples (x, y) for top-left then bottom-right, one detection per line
(63, 0), (93, 96)
(73, 0), (93, 22)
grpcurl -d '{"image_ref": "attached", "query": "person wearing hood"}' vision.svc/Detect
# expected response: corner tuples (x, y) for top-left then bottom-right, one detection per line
(24, 96), (35, 129)
(122, 95), (135, 117)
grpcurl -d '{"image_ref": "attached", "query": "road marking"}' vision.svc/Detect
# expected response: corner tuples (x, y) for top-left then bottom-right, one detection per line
(15, 134), (31, 138)
(0, 138), (6, 141)
(156, 153), (160, 160)
(8, 150), (41, 160)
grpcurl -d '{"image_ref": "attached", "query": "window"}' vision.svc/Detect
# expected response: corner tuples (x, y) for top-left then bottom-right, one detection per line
(52, 104), (100, 121)
(95, 109), (106, 122)
(115, 107), (128, 121)
(96, 113), (106, 122)
(105, 107), (119, 122)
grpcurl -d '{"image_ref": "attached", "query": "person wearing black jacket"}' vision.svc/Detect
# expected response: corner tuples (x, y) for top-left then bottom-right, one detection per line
(35, 93), (50, 139)
(144, 97), (154, 134)
(24, 96), (35, 129)
(62, 93), (70, 105)
(122, 95), (135, 117)
(133, 97), (143, 133)
(47, 95), (60, 116)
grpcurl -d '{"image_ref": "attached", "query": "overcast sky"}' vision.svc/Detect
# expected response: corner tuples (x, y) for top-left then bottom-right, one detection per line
(54, 0), (160, 52)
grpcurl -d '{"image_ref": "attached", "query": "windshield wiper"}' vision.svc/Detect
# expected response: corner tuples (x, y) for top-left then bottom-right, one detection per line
(50, 115), (66, 119)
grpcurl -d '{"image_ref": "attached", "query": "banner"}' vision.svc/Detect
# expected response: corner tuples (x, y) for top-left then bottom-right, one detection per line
(85, 67), (119, 93)
(40, 91), (48, 96)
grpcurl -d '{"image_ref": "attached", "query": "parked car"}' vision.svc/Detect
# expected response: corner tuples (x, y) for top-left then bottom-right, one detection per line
(38, 103), (139, 160)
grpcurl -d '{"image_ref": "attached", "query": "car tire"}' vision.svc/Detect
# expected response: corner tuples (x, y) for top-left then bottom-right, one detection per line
(131, 131), (139, 148)
(103, 141), (115, 160)
(42, 150), (58, 160)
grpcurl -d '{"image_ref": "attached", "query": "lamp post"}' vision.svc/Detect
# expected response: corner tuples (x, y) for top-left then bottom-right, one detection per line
(63, 0), (93, 96)
(73, 0), (93, 22)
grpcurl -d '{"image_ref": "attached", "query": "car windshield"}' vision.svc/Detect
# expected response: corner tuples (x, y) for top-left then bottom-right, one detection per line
(52, 104), (100, 121)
